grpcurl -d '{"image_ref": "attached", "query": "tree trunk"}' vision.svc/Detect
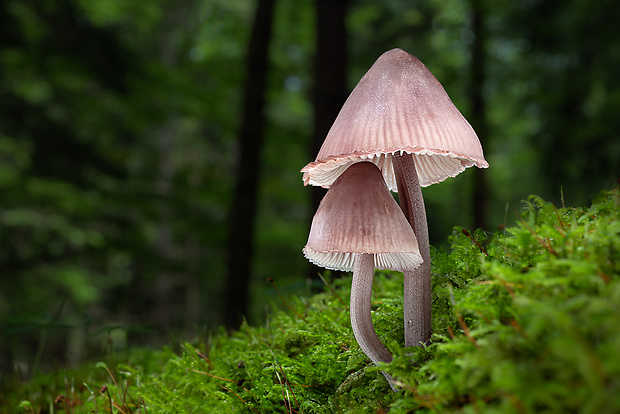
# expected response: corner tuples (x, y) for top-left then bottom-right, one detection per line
(309, 0), (348, 280)
(470, 0), (489, 230)
(224, 0), (276, 329)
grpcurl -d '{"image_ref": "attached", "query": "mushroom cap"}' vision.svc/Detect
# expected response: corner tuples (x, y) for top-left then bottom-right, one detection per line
(301, 48), (488, 190)
(303, 162), (422, 272)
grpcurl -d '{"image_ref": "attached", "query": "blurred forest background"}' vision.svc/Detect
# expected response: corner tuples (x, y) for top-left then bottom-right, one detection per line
(0, 0), (618, 376)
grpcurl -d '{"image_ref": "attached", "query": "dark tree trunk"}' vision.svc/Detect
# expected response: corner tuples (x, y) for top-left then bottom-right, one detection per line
(308, 0), (348, 279)
(224, 0), (276, 329)
(470, 0), (490, 230)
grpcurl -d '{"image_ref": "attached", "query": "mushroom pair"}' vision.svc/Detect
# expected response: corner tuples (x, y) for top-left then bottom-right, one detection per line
(302, 49), (488, 384)
(304, 161), (421, 387)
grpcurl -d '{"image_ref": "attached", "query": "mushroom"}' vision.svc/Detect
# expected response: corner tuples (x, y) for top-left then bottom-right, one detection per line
(302, 48), (488, 347)
(303, 162), (422, 388)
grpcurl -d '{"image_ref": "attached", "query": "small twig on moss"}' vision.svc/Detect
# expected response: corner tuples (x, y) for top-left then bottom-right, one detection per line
(111, 401), (130, 414)
(187, 368), (238, 384)
(98, 386), (129, 414)
(273, 365), (291, 414)
(194, 348), (214, 369)
(447, 326), (455, 340)
(318, 273), (349, 310)
(477, 276), (518, 298)
(99, 363), (119, 390)
(55, 395), (72, 413)
(496, 277), (516, 298)
(120, 377), (129, 411)
(456, 311), (479, 348)
(101, 385), (113, 414)
(271, 350), (300, 414)
(553, 205), (567, 233)
(448, 285), (479, 348)
(475, 310), (492, 324)
(97, 362), (136, 412)
(519, 220), (558, 257)
(191, 368), (261, 407)
(123, 383), (145, 413)
(462, 228), (488, 256)
(267, 278), (308, 322)
(220, 385), (260, 413)
(509, 319), (529, 338)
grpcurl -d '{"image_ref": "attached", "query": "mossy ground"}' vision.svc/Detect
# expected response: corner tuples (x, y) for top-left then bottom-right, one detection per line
(5, 188), (620, 413)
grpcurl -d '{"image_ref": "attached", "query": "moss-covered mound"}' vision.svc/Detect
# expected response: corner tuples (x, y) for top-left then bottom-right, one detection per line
(140, 188), (620, 413)
(7, 188), (620, 413)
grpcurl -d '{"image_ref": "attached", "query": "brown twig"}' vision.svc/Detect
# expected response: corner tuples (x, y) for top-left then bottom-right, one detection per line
(448, 284), (478, 348)
(476, 310), (492, 324)
(271, 350), (300, 413)
(509, 319), (529, 338)
(553, 205), (567, 233)
(462, 228), (488, 256)
(519, 220), (558, 257)
(220, 385), (260, 414)
(194, 348), (214, 369)
(187, 368), (238, 384)
(477, 279), (522, 298)
(447, 326), (455, 340)
(55, 395), (72, 413)
(99, 363), (128, 411)
(455, 310), (479, 348)
(101, 385), (113, 414)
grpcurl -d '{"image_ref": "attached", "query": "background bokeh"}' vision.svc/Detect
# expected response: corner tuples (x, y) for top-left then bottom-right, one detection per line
(0, 0), (617, 375)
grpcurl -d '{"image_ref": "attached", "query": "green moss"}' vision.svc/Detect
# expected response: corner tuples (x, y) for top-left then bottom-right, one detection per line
(2, 347), (170, 413)
(137, 188), (620, 413)
(6, 188), (620, 413)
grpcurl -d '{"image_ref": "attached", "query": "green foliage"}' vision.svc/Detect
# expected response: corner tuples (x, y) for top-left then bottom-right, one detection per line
(133, 188), (619, 413)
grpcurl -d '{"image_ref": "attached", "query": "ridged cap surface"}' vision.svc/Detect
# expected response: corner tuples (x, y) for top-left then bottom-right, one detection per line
(303, 162), (422, 272)
(301, 48), (488, 190)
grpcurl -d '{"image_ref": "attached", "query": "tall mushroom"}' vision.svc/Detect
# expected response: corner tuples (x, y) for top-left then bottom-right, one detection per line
(303, 162), (422, 387)
(302, 48), (488, 347)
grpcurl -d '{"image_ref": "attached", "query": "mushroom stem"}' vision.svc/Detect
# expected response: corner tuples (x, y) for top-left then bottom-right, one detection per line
(351, 253), (396, 389)
(393, 153), (432, 347)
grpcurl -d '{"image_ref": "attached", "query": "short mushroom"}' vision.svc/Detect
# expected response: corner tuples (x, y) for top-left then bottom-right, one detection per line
(302, 48), (488, 347)
(303, 162), (422, 388)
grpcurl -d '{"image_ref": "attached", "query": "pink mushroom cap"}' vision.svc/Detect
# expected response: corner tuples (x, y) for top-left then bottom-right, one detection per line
(301, 48), (488, 190)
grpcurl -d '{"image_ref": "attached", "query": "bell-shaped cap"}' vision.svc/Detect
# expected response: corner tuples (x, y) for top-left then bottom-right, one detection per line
(301, 48), (488, 190)
(303, 162), (422, 272)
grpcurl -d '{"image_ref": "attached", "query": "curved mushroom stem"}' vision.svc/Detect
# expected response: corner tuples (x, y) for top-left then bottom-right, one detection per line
(392, 153), (432, 347)
(351, 253), (397, 389)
